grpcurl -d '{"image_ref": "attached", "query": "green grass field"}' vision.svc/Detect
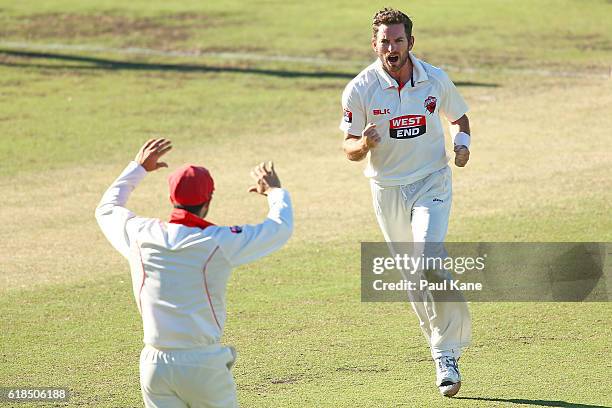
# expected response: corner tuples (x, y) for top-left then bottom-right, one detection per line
(1, 1), (611, 407)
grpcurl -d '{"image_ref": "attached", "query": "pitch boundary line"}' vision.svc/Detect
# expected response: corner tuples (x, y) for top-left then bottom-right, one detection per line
(1, 41), (610, 80)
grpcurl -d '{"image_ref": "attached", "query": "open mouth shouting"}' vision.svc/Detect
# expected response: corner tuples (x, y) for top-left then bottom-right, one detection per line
(387, 54), (400, 64)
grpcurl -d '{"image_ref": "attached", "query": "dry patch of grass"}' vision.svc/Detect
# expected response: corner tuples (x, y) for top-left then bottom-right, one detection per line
(0, 12), (221, 49)
(454, 75), (612, 212)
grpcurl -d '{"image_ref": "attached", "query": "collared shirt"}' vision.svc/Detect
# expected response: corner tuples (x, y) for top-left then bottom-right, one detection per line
(340, 53), (469, 186)
(96, 162), (293, 349)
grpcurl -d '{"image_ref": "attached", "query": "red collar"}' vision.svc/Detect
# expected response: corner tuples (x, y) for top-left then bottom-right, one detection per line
(168, 209), (215, 230)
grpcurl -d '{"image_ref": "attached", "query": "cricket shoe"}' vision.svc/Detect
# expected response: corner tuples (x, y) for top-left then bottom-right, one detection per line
(434, 356), (461, 397)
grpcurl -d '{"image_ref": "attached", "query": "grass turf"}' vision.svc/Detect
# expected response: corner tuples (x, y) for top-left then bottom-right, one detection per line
(1, 1), (611, 407)
(2, 244), (611, 407)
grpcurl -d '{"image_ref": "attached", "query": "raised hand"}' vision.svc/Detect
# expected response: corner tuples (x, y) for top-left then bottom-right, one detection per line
(134, 138), (173, 172)
(248, 161), (281, 196)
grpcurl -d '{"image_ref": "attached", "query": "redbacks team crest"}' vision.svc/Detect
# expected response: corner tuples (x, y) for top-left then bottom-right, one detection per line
(424, 96), (437, 114)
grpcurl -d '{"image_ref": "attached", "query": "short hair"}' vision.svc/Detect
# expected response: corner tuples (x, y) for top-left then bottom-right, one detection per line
(372, 8), (413, 40)
(174, 203), (206, 215)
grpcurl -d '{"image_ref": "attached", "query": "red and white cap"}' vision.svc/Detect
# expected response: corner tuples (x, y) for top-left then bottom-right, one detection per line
(168, 164), (215, 206)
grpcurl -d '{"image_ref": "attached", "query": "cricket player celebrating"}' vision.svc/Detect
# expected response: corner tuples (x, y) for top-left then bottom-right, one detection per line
(96, 138), (293, 407)
(340, 8), (472, 397)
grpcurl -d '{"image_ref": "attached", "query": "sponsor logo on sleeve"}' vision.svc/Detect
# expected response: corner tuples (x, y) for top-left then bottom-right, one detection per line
(230, 226), (243, 234)
(424, 96), (437, 114)
(343, 109), (352, 123)
(389, 115), (426, 139)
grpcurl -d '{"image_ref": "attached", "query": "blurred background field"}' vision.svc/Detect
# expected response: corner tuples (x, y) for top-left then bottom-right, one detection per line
(0, 1), (611, 407)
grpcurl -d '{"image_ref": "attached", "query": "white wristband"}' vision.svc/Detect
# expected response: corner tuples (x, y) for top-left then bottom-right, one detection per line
(453, 131), (470, 148)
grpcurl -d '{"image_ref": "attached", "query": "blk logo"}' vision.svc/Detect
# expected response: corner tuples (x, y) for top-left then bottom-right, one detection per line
(373, 108), (390, 115)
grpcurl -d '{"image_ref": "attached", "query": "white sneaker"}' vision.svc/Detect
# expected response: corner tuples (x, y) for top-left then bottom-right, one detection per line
(435, 356), (461, 397)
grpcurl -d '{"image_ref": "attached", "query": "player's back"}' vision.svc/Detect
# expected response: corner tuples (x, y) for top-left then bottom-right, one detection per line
(95, 159), (294, 349)
(127, 219), (234, 349)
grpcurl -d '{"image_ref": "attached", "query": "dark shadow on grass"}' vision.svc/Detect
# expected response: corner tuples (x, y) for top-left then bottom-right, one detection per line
(455, 397), (611, 408)
(0, 49), (499, 87)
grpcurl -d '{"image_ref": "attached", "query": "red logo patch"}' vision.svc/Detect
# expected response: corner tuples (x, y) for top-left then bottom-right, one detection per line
(424, 96), (437, 114)
(343, 109), (352, 123)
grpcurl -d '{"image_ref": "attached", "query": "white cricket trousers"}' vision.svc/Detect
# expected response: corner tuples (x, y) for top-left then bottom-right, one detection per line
(370, 166), (471, 359)
(139, 344), (239, 408)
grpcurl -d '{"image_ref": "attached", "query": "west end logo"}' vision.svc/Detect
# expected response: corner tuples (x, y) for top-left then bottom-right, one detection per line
(389, 115), (426, 139)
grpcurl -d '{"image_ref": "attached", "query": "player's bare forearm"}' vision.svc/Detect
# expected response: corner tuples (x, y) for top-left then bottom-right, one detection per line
(451, 115), (471, 167)
(343, 136), (369, 161)
(451, 114), (470, 135)
(343, 124), (380, 161)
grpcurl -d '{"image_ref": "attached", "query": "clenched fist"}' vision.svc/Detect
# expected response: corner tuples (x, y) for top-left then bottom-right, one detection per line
(454, 145), (470, 167)
(361, 123), (381, 149)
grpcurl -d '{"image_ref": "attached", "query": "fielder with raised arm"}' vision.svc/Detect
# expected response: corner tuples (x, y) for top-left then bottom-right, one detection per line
(340, 8), (472, 397)
(96, 138), (293, 407)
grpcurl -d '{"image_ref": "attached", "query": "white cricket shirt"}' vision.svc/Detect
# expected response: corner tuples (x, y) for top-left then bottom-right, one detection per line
(96, 162), (293, 349)
(340, 53), (468, 186)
